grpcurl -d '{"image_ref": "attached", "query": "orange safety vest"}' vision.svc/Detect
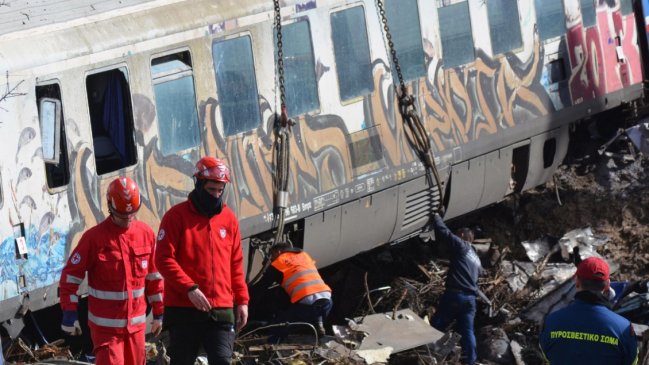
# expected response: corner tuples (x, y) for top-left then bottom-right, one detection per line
(271, 251), (331, 303)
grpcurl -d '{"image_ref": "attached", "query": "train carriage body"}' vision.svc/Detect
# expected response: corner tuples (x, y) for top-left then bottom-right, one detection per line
(0, 0), (644, 333)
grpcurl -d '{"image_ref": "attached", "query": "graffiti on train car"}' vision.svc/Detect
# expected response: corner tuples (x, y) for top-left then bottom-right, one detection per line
(0, 228), (66, 300)
(421, 32), (549, 151)
(198, 94), (359, 220)
(565, 0), (641, 104)
(1, 0), (644, 306)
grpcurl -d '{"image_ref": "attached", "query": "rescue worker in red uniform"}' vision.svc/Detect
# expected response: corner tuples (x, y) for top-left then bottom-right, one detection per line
(59, 177), (164, 365)
(259, 244), (332, 342)
(155, 157), (249, 365)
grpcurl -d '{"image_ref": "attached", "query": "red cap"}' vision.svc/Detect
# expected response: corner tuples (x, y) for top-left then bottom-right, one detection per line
(576, 257), (610, 281)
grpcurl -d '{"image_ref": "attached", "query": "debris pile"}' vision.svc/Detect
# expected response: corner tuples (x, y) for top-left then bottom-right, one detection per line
(3, 338), (74, 364)
(234, 125), (649, 364)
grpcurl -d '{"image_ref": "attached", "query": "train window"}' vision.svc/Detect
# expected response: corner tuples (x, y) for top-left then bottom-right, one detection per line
(385, 0), (425, 81)
(86, 68), (137, 175)
(331, 6), (374, 101)
(621, 0), (633, 16)
(543, 138), (556, 168)
(438, 1), (475, 68)
(276, 20), (320, 118)
(535, 0), (567, 41)
(546, 58), (567, 84)
(487, 0), (523, 55)
(151, 51), (200, 155)
(212, 36), (261, 136)
(580, 0), (596, 28)
(36, 83), (70, 188)
(39, 99), (61, 164)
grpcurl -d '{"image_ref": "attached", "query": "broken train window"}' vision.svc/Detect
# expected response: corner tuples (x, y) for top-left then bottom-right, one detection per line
(86, 67), (137, 175)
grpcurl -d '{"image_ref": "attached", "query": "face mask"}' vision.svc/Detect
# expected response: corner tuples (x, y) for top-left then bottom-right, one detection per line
(190, 180), (223, 217)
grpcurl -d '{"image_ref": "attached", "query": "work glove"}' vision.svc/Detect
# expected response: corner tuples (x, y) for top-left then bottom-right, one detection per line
(61, 310), (82, 336)
(437, 205), (446, 217)
(152, 315), (163, 337)
(607, 286), (617, 302)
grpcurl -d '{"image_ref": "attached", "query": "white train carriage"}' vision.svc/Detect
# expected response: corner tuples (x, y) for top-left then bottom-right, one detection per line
(0, 0), (643, 336)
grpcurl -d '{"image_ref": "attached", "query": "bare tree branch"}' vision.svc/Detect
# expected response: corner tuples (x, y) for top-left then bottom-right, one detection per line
(0, 71), (26, 113)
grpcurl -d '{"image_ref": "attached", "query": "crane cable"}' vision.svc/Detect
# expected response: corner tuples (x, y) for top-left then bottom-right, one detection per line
(248, 0), (293, 286)
(375, 0), (445, 209)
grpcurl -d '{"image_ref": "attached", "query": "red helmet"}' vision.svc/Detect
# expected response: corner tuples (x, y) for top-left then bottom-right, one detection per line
(194, 157), (230, 183)
(106, 177), (141, 215)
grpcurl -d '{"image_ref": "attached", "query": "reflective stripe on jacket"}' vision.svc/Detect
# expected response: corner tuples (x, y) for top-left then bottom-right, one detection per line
(271, 251), (331, 303)
(59, 219), (164, 333)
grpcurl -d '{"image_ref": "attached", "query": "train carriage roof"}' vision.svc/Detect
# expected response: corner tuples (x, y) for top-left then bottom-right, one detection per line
(0, 0), (163, 36)
(0, 0), (279, 71)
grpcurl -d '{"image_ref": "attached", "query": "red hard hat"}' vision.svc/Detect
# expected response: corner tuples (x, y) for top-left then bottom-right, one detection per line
(106, 177), (141, 215)
(194, 157), (230, 183)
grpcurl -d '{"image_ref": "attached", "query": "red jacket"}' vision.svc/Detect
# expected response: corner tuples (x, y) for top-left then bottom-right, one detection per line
(155, 200), (249, 308)
(59, 219), (163, 334)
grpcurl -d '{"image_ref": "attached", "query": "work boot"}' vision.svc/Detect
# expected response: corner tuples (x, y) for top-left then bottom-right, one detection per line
(316, 321), (326, 336)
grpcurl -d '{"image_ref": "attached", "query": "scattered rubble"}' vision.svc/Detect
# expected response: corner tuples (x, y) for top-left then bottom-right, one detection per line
(3, 338), (76, 364)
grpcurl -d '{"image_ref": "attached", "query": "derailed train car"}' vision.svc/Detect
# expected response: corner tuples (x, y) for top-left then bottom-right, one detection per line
(0, 0), (645, 336)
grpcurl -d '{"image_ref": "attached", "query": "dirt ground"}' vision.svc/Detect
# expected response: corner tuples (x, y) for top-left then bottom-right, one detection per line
(469, 129), (649, 282)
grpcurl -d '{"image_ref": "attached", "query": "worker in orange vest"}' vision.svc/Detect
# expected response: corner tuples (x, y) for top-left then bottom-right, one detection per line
(260, 244), (332, 342)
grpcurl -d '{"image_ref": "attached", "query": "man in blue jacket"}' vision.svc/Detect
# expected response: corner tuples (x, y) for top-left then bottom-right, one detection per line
(431, 213), (481, 365)
(540, 257), (638, 365)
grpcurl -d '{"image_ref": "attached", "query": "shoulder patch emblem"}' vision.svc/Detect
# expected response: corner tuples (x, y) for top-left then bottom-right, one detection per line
(219, 228), (227, 239)
(157, 229), (165, 241)
(71, 252), (81, 265)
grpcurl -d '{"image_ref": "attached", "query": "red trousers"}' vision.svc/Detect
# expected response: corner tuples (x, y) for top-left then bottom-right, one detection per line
(90, 327), (145, 365)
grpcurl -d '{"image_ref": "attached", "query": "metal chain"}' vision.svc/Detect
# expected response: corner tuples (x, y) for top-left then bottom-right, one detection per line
(375, 0), (445, 211)
(274, 0), (286, 111)
(375, 0), (406, 97)
(247, 0), (295, 287)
